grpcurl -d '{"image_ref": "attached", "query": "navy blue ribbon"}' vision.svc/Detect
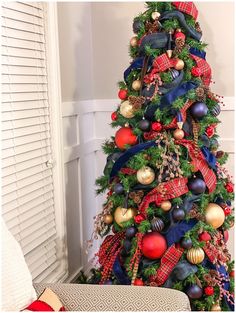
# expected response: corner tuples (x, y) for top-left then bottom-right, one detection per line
(124, 57), (153, 82)
(110, 140), (156, 180)
(160, 11), (202, 41)
(189, 47), (206, 60)
(160, 81), (198, 109)
(201, 146), (217, 170)
(138, 32), (168, 56)
(112, 256), (131, 285)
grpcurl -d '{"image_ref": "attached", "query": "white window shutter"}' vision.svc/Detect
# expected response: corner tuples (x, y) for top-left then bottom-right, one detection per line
(1, 2), (68, 283)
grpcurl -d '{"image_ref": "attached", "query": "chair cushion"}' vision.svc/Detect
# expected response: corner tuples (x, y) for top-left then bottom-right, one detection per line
(1, 218), (36, 311)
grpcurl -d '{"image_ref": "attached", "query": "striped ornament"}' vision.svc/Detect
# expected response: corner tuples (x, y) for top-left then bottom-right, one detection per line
(151, 217), (164, 232)
(211, 104), (221, 117)
(187, 247), (205, 264)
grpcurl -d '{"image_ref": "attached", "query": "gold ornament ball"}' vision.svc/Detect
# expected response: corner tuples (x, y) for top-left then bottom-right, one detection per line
(151, 11), (161, 20)
(187, 247), (205, 264)
(130, 36), (138, 47)
(103, 214), (113, 225)
(173, 129), (185, 140)
(114, 207), (137, 227)
(211, 303), (221, 311)
(137, 166), (155, 185)
(160, 200), (172, 212)
(205, 203), (225, 229)
(174, 59), (185, 70)
(132, 80), (142, 91)
(120, 100), (134, 118)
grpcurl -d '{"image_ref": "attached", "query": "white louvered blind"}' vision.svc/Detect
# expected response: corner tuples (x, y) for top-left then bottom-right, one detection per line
(1, 1), (66, 282)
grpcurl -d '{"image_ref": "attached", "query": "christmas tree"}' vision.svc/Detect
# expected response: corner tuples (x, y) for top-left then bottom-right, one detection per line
(86, 2), (234, 311)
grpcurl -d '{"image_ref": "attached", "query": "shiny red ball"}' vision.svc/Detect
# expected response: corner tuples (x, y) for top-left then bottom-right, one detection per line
(204, 286), (214, 296)
(199, 231), (211, 242)
(225, 182), (234, 193)
(229, 270), (234, 278)
(118, 89), (128, 100)
(115, 127), (137, 150)
(224, 207), (232, 216)
(134, 214), (145, 224)
(151, 122), (162, 132)
(133, 278), (144, 286)
(191, 66), (202, 77)
(224, 230), (229, 243)
(174, 31), (186, 40)
(141, 232), (167, 260)
(111, 112), (118, 121)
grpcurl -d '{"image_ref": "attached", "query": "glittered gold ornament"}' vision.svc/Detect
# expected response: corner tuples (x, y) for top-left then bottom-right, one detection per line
(132, 80), (142, 91)
(187, 247), (205, 264)
(137, 166), (155, 185)
(174, 58), (185, 70)
(205, 203), (225, 229)
(120, 100), (134, 118)
(103, 214), (113, 225)
(114, 207), (137, 227)
(151, 11), (161, 20)
(130, 36), (138, 47)
(211, 302), (221, 311)
(160, 200), (172, 212)
(173, 129), (185, 140)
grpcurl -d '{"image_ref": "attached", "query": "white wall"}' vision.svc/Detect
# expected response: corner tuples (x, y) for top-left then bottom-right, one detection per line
(57, 2), (235, 279)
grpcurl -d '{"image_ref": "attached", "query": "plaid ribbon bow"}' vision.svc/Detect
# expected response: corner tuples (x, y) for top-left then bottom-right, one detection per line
(172, 2), (198, 20)
(153, 53), (175, 72)
(176, 139), (217, 193)
(191, 54), (212, 86)
(152, 244), (184, 286)
(139, 177), (189, 215)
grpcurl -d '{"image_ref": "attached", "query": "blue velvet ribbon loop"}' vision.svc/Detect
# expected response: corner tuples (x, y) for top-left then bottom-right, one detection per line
(201, 146), (217, 170)
(112, 256), (131, 285)
(189, 47), (206, 60)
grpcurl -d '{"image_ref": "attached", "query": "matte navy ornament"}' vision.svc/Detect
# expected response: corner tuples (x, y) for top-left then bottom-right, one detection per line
(125, 226), (137, 239)
(113, 183), (124, 195)
(138, 119), (151, 131)
(188, 178), (206, 194)
(172, 208), (185, 221)
(186, 284), (203, 299)
(190, 102), (208, 119)
(123, 239), (132, 253)
(133, 19), (144, 34)
(180, 237), (193, 249)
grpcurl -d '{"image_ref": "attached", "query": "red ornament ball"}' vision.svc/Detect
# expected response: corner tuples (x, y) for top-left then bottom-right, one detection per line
(115, 127), (138, 150)
(133, 278), (144, 286)
(229, 270), (234, 278)
(224, 206), (232, 216)
(199, 231), (211, 242)
(204, 286), (214, 296)
(225, 182), (234, 193)
(151, 122), (162, 132)
(205, 125), (215, 138)
(191, 66), (202, 77)
(174, 31), (186, 40)
(118, 89), (128, 100)
(111, 112), (118, 121)
(223, 230), (229, 243)
(141, 232), (167, 259)
(134, 214), (145, 224)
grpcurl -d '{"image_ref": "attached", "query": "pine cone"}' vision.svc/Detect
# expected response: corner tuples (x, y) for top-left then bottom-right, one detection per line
(195, 87), (206, 101)
(195, 22), (202, 34)
(173, 38), (185, 56)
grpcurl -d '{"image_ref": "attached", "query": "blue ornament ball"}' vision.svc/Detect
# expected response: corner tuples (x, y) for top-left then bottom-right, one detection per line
(190, 102), (208, 119)
(170, 69), (180, 80)
(188, 178), (206, 194)
(186, 284), (203, 299)
(133, 20), (144, 34)
(211, 104), (221, 116)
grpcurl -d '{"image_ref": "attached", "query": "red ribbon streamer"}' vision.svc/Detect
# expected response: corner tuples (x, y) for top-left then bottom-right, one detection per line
(151, 244), (184, 286)
(176, 139), (217, 193)
(139, 177), (189, 216)
(172, 2), (198, 20)
(153, 53), (176, 72)
(190, 54), (212, 86)
(120, 168), (137, 175)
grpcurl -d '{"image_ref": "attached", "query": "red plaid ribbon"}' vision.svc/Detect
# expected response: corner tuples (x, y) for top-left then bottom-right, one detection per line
(203, 244), (217, 263)
(139, 177), (189, 215)
(152, 244), (184, 286)
(163, 100), (194, 130)
(190, 54), (212, 86)
(120, 168), (137, 175)
(172, 2), (198, 20)
(176, 139), (217, 193)
(153, 53), (175, 72)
